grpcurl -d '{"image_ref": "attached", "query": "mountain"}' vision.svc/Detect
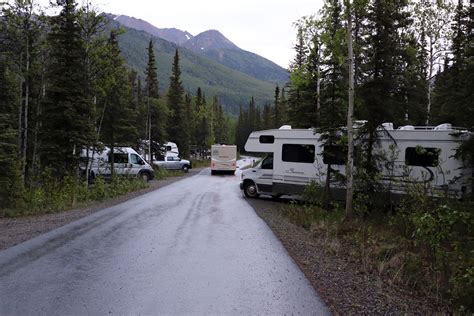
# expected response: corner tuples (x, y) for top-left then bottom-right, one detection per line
(104, 15), (278, 114)
(112, 14), (193, 45)
(110, 14), (289, 85)
(184, 29), (239, 51)
(183, 30), (289, 84)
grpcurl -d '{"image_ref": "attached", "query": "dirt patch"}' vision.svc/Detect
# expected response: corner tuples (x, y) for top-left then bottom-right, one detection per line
(0, 169), (203, 251)
(246, 197), (445, 314)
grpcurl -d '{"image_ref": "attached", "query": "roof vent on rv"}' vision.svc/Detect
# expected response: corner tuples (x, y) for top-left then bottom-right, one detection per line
(279, 125), (292, 130)
(399, 125), (415, 130)
(381, 122), (394, 130)
(434, 123), (453, 131)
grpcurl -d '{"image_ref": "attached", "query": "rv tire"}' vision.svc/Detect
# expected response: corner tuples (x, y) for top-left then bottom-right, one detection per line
(182, 165), (189, 173)
(243, 181), (259, 198)
(139, 171), (151, 182)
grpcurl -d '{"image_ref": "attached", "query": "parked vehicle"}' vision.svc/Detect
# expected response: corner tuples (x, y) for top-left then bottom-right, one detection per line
(138, 140), (179, 162)
(81, 146), (155, 182)
(240, 124), (472, 199)
(211, 144), (237, 175)
(153, 156), (192, 173)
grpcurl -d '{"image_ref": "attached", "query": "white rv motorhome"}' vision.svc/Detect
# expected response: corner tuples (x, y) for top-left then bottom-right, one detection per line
(138, 140), (179, 162)
(81, 146), (154, 182)
(240, 124), (471, 200)
(211, 144), (237, 175)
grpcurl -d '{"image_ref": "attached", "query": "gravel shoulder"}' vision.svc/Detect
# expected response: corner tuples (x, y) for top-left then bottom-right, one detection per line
(0, 168), (203, 251)
(245, 197), (446, 314)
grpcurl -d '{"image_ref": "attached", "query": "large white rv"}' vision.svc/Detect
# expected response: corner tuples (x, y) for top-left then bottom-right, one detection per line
(211, 144), (237, 175)
(240, 124), (471, 199)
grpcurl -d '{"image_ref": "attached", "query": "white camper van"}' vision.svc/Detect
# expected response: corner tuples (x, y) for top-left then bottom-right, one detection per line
(82, 146), (154, 182)
(211, 144), (237, 175)
(240, 124), (471, 199)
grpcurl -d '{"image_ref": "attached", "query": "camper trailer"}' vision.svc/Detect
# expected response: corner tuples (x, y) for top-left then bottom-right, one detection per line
(240, 124), (471, 199)
(211, 144), (237, 175)
(81, 146), (155, 182)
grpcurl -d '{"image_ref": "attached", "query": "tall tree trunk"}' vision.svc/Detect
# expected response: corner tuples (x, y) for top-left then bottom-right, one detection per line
(22, 36), (30, 186)
(147, 97), (152, 163)
(345, 0), (355, 219)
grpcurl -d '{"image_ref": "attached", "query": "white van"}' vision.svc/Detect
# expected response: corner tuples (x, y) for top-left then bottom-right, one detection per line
(82, 146), (154, 182)
(211, 144), (237, 175)
(240, 124), (471, 199)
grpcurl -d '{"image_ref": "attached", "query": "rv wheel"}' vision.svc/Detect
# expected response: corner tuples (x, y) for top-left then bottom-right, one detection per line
(182, 165), (189, 173)
(140, 171), (150, 182)
(244, 182), (259, 198)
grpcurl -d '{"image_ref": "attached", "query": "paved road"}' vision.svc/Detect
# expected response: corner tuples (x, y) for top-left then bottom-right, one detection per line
(0, 167), (328, 315)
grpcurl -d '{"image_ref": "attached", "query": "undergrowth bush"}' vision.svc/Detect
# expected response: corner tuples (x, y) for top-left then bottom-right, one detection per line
(278, 179), (473, 312)
(4, 174), (149, 218)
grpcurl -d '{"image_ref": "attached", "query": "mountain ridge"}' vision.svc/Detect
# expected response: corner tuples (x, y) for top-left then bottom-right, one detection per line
(104, 15), (278, 114)
(109, 13), (289, 85)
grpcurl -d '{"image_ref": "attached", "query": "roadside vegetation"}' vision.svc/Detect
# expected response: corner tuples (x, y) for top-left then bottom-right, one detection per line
(2, 175), (147, 218)
(278, 182), (473, 312)
(1, 164), (202, 218)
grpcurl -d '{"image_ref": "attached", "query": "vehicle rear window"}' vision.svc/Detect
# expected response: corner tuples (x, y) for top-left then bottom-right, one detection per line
(282, 144), (315, 163)
(405, 147), (440, 167)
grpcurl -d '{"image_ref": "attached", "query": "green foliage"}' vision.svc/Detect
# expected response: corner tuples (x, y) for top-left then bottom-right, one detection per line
(4, 174), (148, 217)
(278, 178), (474, 311)
(391, 188), (474, 310)
(40, 0), (95, 176)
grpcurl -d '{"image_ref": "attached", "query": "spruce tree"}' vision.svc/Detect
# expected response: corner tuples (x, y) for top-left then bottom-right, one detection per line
(144, 39), (159, 161)
(41, 0), (94, 177)
(99, 31), (138, 176)
(167, 49), (189, 158)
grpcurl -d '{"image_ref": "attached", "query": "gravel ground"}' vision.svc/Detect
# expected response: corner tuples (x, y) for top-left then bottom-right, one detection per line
(1, 169), (446, 314)
(246, 196), (447, 314)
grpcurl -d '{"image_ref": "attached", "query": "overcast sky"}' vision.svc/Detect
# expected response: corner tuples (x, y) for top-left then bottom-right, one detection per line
(88, 0), (324, 68)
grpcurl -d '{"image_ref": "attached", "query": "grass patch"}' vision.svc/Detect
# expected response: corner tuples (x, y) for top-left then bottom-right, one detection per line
(3, 176), (148, 218)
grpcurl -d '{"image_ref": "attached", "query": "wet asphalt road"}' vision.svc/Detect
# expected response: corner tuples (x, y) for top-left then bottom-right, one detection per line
(0, 167), (328, 315)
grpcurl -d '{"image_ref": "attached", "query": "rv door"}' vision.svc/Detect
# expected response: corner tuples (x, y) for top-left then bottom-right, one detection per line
(255, 155), (274, 194)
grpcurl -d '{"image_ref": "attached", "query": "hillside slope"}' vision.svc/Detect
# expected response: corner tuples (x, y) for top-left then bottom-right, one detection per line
(110, 14), (289, 86)
(105, 17), (277, 114)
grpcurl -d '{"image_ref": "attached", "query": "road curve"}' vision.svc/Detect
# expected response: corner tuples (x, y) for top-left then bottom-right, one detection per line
(0, 168), (328, 315)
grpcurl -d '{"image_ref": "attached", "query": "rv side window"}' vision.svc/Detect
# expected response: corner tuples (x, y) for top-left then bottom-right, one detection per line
(323, 145), (346, 165)
(110, 153), (128, 163)
(405, 147), (440, 167)
(282, 144), (315, 163)
(259, 135), (275, 144)
(261, 155), (273, 169)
